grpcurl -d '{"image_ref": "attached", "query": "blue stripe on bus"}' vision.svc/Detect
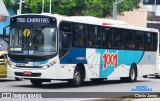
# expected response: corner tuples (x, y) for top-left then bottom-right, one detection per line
(60, 48), (87, 64)
(60, 48), (144, 78)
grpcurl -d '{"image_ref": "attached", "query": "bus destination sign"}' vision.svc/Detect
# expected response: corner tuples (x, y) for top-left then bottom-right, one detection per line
(16, 18), (50, 23)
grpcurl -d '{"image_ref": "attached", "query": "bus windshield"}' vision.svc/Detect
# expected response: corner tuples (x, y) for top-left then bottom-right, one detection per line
(9, 27), (57, 56)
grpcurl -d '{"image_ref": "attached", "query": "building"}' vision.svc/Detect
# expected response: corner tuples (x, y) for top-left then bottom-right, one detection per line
(147, 11), (160, 30)
(116, 3), (147, 28)
(0, 0), (12, 51)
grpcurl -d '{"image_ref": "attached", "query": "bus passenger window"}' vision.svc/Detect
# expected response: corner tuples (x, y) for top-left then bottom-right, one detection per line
(144, 33), (151, 51)
(152, 33), (157, 51)
(59, 22), (72, 58)
(88, 26), (101, 48)
(135, 31), (144, 50)
(125, 30), (135, 50)
(73, 24), (85, 47)
(102, 27), (114, 49)
(114, 29), (124, 49)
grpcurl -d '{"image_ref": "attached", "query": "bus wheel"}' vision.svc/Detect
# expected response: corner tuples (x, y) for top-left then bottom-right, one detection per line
(15, 77), (23, 81)
(68, 69), (82, 87)
(129, 65), (137, 82)
(30, 79), (43, 86)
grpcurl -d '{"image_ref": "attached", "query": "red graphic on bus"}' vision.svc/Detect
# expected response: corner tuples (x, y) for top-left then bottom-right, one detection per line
(102, 51), (118, 69)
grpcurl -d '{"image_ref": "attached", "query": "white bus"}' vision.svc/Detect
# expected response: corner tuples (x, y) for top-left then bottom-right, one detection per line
(3, 14), (159, 86)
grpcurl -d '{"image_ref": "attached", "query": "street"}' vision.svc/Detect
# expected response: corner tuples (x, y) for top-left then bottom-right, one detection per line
(0, 76), (160, 101)
(0, 77), (160, 93)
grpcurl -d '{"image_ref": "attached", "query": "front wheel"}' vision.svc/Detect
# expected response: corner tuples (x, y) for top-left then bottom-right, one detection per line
(15, 77), (23, 81)
(30, 79), (43, 86)
(68, 69), (83, 87)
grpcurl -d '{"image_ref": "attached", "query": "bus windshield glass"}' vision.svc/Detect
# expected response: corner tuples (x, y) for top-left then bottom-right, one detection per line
(9, 27), (57, 56)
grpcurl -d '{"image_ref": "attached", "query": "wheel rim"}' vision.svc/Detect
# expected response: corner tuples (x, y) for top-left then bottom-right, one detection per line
(131, 68), (135, 80)
(73, 71), (81, 85)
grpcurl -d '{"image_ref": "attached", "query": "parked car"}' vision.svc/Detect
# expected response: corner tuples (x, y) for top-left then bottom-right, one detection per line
(0, 51), (22, 81)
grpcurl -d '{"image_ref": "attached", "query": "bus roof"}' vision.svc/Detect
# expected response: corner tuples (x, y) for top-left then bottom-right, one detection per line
(12, 13), (159, 33)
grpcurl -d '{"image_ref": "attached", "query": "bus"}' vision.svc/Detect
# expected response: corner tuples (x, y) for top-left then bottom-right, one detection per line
(3, 14), (159, 87)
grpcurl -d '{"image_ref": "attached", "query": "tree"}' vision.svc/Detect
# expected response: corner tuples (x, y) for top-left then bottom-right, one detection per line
(4, 0), (141, 18)
(3, 0), (31, 13)
(3, 0), (19, 11)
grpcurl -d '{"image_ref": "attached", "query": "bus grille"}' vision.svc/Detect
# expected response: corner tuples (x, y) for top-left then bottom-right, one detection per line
(16, 66), (42, 68)
(15, 72), (41, 77)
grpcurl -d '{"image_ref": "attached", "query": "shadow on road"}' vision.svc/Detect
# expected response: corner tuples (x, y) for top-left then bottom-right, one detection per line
(12, 79), (149, 89)
(144, 76), (160, 79)
(0, 78), (16, 82)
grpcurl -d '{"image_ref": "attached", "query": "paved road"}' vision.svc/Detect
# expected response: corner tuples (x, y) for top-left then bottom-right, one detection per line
(0, 76), (160, 101)
(0, 77), (160, 92)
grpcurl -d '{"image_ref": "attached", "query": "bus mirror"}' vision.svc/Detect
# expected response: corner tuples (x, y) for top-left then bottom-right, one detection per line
(3, 25), (10, 44)
(3, 28), (6, 36)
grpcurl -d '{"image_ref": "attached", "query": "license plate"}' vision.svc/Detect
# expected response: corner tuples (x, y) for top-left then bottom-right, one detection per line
(23, 71), (32, 76)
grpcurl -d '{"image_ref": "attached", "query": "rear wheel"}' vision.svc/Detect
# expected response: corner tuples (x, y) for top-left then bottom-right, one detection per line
(121, 65), (137, 82)
(129, 65), (137, 82)
(68, 69), (83, 87)
(30, 79), (43, 86)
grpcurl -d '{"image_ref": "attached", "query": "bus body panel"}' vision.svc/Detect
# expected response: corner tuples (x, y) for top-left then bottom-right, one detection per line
(7, 47), (157, 80)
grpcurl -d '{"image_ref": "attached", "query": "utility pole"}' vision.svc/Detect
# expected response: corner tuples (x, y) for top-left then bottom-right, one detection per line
(42, 0), (44, 13)
(49, 0), (52, 13)
(19, 0), (22, 14)
(113, 0), (124, 20)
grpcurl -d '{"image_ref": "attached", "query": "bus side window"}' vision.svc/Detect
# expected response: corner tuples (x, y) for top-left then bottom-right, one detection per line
(144, 32), (152, 51)
(102, 27), (114, 49)
(59, 22), (72, 58)
(88, 26), (101, 48)
(135, 31), (144, 50)
(152, 33), (157, 51)
(73, 24), (86, 47)
(114, 29), (124, 49)
(125, 30), (135, 50)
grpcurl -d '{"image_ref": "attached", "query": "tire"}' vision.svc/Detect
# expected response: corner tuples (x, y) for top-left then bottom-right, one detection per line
(30, 79), (43, 86)
(15, 77), (23, 81)
(68, 69), (83, 87)
(143, 75), (147, 78)
(129, 65), (137, 82)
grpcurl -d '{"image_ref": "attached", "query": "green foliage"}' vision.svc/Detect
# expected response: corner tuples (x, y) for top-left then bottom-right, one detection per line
(3, 0), (20, 12)
(4, 0), (141, 18)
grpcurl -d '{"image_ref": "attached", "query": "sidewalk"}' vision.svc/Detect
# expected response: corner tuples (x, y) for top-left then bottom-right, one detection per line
(129, 98), (160, 101)
(76, 98), (160, 101)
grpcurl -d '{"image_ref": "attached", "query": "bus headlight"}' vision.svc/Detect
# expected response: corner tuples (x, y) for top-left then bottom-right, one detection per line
(42, 60), (57, 70)
(8, 61), (15, 69)
(42, 65), (49, 70)
(42, 64), (52, 70)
